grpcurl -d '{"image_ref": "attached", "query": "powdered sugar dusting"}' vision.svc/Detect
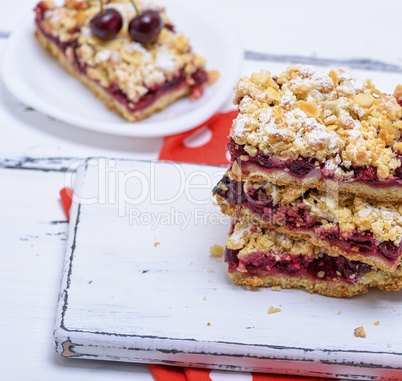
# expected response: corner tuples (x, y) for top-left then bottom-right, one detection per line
(233, 114), (252, 138)
(228, 222), (254, 246)
(124, 42), (147, 54)
(155, 48), (178, 73)
(95, 50), (113, 62)
(311, 71), (333, 92)
(279, 90), (296, 109)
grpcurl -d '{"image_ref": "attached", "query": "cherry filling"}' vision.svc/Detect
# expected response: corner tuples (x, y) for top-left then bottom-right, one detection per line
(34, 1), (48, 23)
(34, 4), (208, 113)
(318, 229), (400, 262)
(225, 248), (372, 284)
(106, 69), (188, 112)
(213, 176), (402, 264)
(227, 139), (402, 188)
(213, 176), (320, 228)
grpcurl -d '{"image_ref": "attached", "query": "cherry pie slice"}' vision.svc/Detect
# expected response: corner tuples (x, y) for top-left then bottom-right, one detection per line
(228, 65), (402, 201)
(34, 0), (217, 122)
(226, 220), (402, 298)
(214, 172), (402, 272)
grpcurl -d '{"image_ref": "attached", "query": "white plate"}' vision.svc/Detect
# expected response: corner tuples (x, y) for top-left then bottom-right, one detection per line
(54, 159), (402, 380)
(1, 2), (243, 137)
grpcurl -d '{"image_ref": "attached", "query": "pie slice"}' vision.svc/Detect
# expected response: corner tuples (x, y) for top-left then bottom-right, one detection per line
(225, 220), (402, 298)
(34, 0), (217, 122)
(213, 172), (402, 272)
(228, 65), (402, 201)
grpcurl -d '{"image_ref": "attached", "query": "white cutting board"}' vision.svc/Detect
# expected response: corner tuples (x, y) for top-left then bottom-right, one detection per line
(54, 158), (402, 379)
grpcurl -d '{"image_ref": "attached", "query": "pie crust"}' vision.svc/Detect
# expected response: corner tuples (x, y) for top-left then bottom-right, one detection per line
(34, 0), (217, 122)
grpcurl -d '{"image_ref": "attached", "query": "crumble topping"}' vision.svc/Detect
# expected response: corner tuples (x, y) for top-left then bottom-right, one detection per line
(209, 245), (224, 257)
(244, 180), (402, 244)
(267, 306), (281, 314)
(38, 0), (211, 103)
(231, 65), (402, 179)
(227, 220), (316, 258)
(354, 326), (366, 338)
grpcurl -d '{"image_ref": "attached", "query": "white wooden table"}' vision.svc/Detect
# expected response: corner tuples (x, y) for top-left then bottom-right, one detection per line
(1, 1), (402, 380)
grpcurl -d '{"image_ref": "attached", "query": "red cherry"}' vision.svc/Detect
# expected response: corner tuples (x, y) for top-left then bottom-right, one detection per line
(90, 8), (123, 40)
(128, 9), (164, 44)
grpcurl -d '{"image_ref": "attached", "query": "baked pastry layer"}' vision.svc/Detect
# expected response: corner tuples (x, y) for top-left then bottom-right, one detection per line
(213, 173), (402, 272)
(229, 65), (402, 200)
(229, 271), (402, 298)
(225, 221), (402, 298)
(34, 0), (215, 122)
(228, 140), (402, 202)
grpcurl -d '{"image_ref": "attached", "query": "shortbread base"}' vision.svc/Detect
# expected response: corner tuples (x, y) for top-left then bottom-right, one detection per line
(229, 266), (402, 298)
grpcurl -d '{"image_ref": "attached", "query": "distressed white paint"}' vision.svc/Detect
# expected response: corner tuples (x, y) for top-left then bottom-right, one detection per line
(2, 1), (402, 380)
(52, 160), (402, 380)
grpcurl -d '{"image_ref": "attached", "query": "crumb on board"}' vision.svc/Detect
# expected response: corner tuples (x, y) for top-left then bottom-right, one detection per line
(387, 343), (392, 348)
(337, 311), (342, 315)
(267, 306), (281, 314)
(374, 321), (380, 326)
(202, 296), (207, 301)
(207, 322), (211, 326)
(207, 267), (215, 273)
(246, 285), (259, 291)
(210, 245), (224, 257)
(272, 286), (281, 291)
(30, 244), (34, 248)
(354, 326), (366, 338)
(154, 242), (160, 247)
(209, 70), (220, 84)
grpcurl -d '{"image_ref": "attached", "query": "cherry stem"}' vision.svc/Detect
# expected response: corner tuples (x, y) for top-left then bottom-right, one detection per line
(129, 0), (140, 15)
(100, 0), (104, 13)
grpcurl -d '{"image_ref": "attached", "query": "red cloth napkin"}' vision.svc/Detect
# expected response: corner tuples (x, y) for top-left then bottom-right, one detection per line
(60, 187), (73, 221)
(158, 110), (237, 165)
(147, 364), (325, 381)
(59, 110), (338, 381)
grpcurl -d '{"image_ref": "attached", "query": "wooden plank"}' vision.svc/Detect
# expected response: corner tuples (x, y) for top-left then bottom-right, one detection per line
(55, 159), (402, 380)
(0, 167), (154, 380)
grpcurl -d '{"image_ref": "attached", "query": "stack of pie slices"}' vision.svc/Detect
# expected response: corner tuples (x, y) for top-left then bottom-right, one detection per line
(213, 65), (402, 297)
